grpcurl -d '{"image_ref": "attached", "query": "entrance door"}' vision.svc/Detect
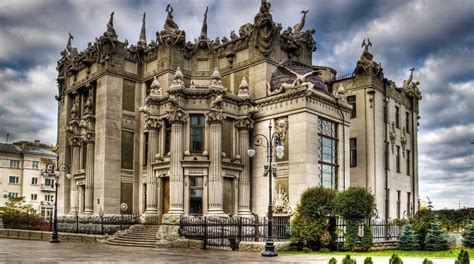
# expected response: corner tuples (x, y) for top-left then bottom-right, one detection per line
(162, 177), (170, 214)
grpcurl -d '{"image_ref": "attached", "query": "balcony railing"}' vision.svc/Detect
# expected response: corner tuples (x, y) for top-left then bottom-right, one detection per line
(40, 184), (55, 191)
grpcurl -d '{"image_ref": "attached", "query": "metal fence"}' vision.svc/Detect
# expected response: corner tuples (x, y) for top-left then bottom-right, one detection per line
(0, 213), (139, 235)
(336, 218), (403, 242)
(179, 215), (290, 250)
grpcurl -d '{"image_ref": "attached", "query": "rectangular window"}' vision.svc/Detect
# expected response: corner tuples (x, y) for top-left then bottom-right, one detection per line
(406, 112), (410, 133)
(190, 115), (205, 153)
(347, 95), (356, 119)
(222, 119), (233, 157)
(9, 176), (19, 184)
(10, 160), (20, 168)
(122, 80), (135, 112)
(164, 121), (172, 154)
(406, 150), (411, 176)
(45, 194), (54, 202)
(318, 118), (337, 189)
(121, 130), (134, 170)
(8, 192), (19, 198)
(81, 142), (87, 170)
(32, 161), (39, 169)
(395, 106), (400, 128)
(45, 178), (55, 187)
(189, 176), (203, 215)
(350, 138), (357, 167)
(407, 192), (412, 217)
(397, 190), (401, 219)
(31, 177), (38, 185)
(396, 146), (401, 173)
(31, 193), (38, 201)
(143, 132), (148, 166)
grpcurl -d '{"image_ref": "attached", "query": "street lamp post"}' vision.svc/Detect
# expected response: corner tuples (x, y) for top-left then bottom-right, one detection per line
(247, 120), (285, 257)
(43, 157), (71, 243)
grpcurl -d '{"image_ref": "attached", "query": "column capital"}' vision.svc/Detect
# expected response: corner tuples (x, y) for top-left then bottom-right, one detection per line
(206, 109), (226, 124)
(68, 135), (82, 147)
(235, 117), (254, 130)
(166, 109), (188, 124)
(145, 116), (162, 131)
(82, 130), (95, 144)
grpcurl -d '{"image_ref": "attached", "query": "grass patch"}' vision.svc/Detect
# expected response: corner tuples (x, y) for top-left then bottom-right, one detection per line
(280, 248), (474, 258)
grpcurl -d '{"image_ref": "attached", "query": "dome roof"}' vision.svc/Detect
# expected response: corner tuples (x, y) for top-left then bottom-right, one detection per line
(269, 60), (328, 93)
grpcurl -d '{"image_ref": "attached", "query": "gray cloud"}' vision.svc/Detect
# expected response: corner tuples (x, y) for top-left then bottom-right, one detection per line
(0, 0), (472, 209)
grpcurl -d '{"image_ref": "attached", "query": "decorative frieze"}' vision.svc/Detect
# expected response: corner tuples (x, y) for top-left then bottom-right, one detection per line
(167, 109), (188, 124)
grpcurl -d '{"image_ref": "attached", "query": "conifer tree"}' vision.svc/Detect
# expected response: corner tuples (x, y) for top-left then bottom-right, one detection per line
(363, 257), (373, 264)
(398, 224), (418, 250)
(422, 259), (433, 264)
(462, 222), (474, 248)
(455, 249), (470, 264)
(389, 253), (403, 264)
(424, 222), (450, 251)
(328, 257), (337, 264)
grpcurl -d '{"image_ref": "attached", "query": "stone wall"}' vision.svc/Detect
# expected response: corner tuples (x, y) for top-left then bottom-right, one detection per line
(0, 229), (105, 243)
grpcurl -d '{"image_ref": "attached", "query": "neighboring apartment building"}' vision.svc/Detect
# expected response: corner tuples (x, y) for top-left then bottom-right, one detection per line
(0, 140), (58, 218)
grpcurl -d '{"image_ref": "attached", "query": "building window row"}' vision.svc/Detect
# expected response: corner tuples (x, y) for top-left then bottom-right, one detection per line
(32, 161), (39, 169)
(350, 138), (357, 167)
(8, 176), (19, 184)
(31, 177), (38, 185)
(318, 118), (337, 189)
(10, 160), (20, 168)
(31, 193), (38, 201)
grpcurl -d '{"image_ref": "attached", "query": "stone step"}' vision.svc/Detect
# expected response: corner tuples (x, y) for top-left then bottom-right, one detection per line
(112, 238), (157, 243)
(105, 241), (156, 248)
(105, 224), (160, 248)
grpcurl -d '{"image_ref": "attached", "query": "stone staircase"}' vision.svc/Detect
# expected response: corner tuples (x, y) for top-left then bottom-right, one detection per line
(105, 224), (160, 248)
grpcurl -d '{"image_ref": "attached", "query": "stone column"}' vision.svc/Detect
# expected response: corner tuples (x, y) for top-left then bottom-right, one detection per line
(206, 110), (226, 215)
(167, 110), (187, 215)
(145, 123), (160, 215)
(69, 136), (81, 214)
(83, 131), (95, 215)
(235, 117), (253, 216)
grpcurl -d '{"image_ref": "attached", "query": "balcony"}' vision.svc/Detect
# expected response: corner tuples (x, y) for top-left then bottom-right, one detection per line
(40, 184), (55, 192)
(40, 201), (54, 206)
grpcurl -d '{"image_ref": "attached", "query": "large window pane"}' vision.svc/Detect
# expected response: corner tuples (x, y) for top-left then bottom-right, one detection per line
(318, 118), (338, 189)
(190, 115), (205, 153)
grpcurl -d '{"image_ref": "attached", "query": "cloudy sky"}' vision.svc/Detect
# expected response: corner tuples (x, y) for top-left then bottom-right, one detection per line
(0, 0), (472, 209)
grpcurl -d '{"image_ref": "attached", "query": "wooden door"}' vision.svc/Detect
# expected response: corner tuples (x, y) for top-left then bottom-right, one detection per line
(162, 177), (170, 214)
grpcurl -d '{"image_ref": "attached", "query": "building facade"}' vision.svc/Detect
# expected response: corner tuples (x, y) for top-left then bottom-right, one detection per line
(0, 141), (58, 218)
(55, 1), (421, 221)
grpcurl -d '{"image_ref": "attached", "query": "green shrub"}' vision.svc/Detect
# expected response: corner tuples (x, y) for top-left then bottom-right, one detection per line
(342, 255), (356, 264)
(422, 259), (433, 264)
(389, 253), (403, 264)
(363, 257), (373, 264)
(360, 223), (373, 251)
(328, 257), (337, 264)
(455, 249), (470, 264)
(462, 222), (474, 248)
(343, 221), (359, 251)
(334, 187), (375, 223)
(290, 187), (338, 251)
(424, 222), (450, 251)
(398, 224), (418, 250)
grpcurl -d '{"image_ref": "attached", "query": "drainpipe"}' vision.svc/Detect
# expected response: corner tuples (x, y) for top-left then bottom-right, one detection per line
(384, 82), (389, 220)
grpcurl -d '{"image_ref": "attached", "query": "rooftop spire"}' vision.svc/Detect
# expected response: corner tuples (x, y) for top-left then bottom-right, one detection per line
(199, 6), (208, 40)
(138, 12), (146, 45)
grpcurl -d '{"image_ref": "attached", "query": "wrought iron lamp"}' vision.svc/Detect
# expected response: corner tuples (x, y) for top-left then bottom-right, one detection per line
(44, 157), (71, 243)
(247, 120), (285, 257)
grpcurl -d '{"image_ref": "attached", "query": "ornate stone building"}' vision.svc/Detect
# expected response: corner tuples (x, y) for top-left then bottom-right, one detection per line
(55, 1), (420, 221)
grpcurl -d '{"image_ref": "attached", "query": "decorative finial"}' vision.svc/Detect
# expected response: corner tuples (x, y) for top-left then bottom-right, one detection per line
(106, 11), (117, 38)
(149, 76), (162, 96)
(210, 67), (222, 86)
(238, 76), (249, 97)
(171, 67), (184, 86)
(138, 12), (146, 45)
(361, 38), (372, 52)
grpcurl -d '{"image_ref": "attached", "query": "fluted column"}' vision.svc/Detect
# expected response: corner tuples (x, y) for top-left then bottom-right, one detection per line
(236, 117), (254, 216)
(206, 108), (226, 215)
(167, 110), (187, 214)
(145, 126), (160, 213)
(83, 131), (95, 215)
(69, 136), (81, 214)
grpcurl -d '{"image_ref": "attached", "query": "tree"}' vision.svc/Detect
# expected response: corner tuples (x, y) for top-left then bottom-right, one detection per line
(422, 259), (433, 264)
(455, 249), (470, 264)
(360, 223), (373, 251)
(389, 253), (403, 264)
(410, 209), (436, 249)
(328, 257), (337, 264)
(398, 224), (418, 250)
(333, 187), (375, 251)
(290, 187), (338, 250)
(462, 222), (474, 248)
(424, 222), (450, 251)
(0, 196), (33, 217)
